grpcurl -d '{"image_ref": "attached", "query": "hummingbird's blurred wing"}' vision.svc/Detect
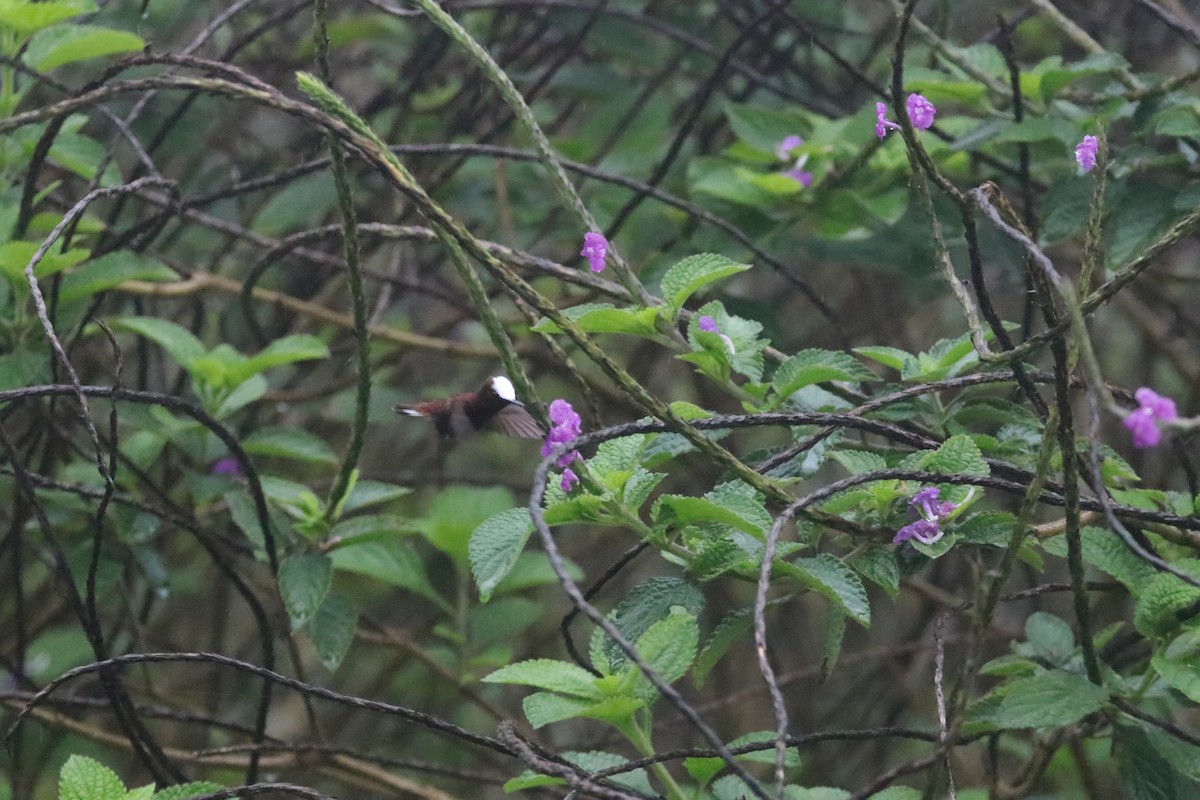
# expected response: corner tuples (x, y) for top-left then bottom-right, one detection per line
(488, 405), (544, 439)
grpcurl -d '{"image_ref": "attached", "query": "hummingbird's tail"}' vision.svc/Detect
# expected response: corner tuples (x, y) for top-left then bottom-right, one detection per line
(393, 404), (426, 417)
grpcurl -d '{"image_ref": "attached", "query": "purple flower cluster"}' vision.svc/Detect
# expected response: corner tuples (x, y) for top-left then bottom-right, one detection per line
(1123, 387), (1178, 449)
(581, 232), (608, 273)
(1075, 135), (1098, 173)
(875, 94), (937, 139)
(893, 486), (967, 546)
(775, 135), (813, 188)
(543, 398), (582, 492)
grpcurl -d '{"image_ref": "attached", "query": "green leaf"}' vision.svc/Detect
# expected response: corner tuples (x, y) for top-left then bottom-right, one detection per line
(1025, 612), (1076, 664)
(829, 449), (888, 476)
(278, 553), (332, 628)
(991, 116), (1081, 145)
(1134, 568), (1200, 638)
(987, 671), (1108, 729)
(1116, 723), (1188, 800)
(57, 253), (177, 304)
(521, 691), (643, 729)
(730, 730), (801, 767)
(849, 546), (900, 596)
(821, 604), (846, 681)
(123, 786), (155, 800)
(328, 540), (446, 610)
(924, 434), (989, 476)
(24, 23), (144, 71)
(469, 507), (533, 602)
(0, 239), (90, 282)
(658, 253), (751, 317)
(0, 0), (97, 35)
(531, 302), (660, 336)
(592, 576), (705, 672)
(243, 427), (336, 464)
(307, 591), (356, 671)
(338, 480), (411, 514)
(112, 317), (205, 370)
(786, 553), (871, 627)
(628, 607), (699, 701)
(694, 608), (752, 686)
(152, 782), (223, 800)
(654, 495), (765, 538)
(419, 485), (514, 567)
(504, 751), (652, 794)
(853, 345), (912, 372)
(1152, 652), (1200, 704)
(0, 348), (50, 392)
(214, 374), (266, 418)
(771, 349), (874, 399)
(224, 490), (267, 551)
(59, 755), (126, 800)
(225, 334), (329, 385)
(484, 658), (602, 699)
(325, 514), (413, 548)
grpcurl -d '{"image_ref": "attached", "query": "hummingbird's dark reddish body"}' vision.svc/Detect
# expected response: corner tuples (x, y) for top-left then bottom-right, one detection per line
(394, 376), (543, 440)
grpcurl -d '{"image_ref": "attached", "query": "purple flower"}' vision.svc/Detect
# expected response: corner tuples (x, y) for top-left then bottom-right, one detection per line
(1123, 386), (1178, 448)
(894, 518), (943, 545)
(560, 467), (579, 493)
(211, 457), (242, 477)
(695, 315), (735, 354)
(906, 94), (936, 130)
(542, 398), (582, 468)
(893, 486), (971, 545)
(776, 135), (804, 161)
(780, 165), (814, 187)
(876, 96), (937, 138)
(581, 232), (608, 273)
(875, 102), (901, 139)
(1075, 135), (1098, 173)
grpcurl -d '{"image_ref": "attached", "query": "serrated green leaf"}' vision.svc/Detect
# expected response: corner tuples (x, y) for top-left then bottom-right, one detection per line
(484, 658), (603, 698)
(829, 449), (888, 475)
(786, 553), (870, 626)
(278, 553), (332, 628)
(729, 730), (801, 767)
(924, 434), (989, 476)
(468, 507), (533, 602)
(1135, 569), (1200, 638)
(420, 485), (514, 566)
(771, 349), (874, 399)
(152, 782), (223, 800)
(59, 755), (126, 800)
(689, 534), (750, 581)
(654, 495), (765, 538)
(849, 546), (900, 596)
(988, 671), (1108, 729)
(224, 490), (267, 551)
(1152, 653), (1200, 704)
(629, 607), (699, 701)
(24, 23), (144, 71)
(622, 468), (664, 510)
(505, 750), (652, 794)
(531, 302), (661, 336)
(329, 539), (446, 610)
(660, 253), (751, 316)
(593, 576), (705, 671)
(57, 253), (177, 304)
(242, 427), (335, 464)
(325, 514), (412, 548)
(588, 435), (645, 487)
(307, 591), (356, 671)
(123, 785), (155, 800)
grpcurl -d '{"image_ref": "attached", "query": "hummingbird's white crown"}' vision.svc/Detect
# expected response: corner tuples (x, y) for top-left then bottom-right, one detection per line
(490, 375), (517, 402)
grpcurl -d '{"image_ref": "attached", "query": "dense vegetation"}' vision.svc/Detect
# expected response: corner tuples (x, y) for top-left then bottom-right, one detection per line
(1, 1), (1199, 799)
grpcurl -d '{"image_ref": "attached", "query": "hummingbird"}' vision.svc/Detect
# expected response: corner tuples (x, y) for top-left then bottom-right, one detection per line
(393, 376), (543, 440)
